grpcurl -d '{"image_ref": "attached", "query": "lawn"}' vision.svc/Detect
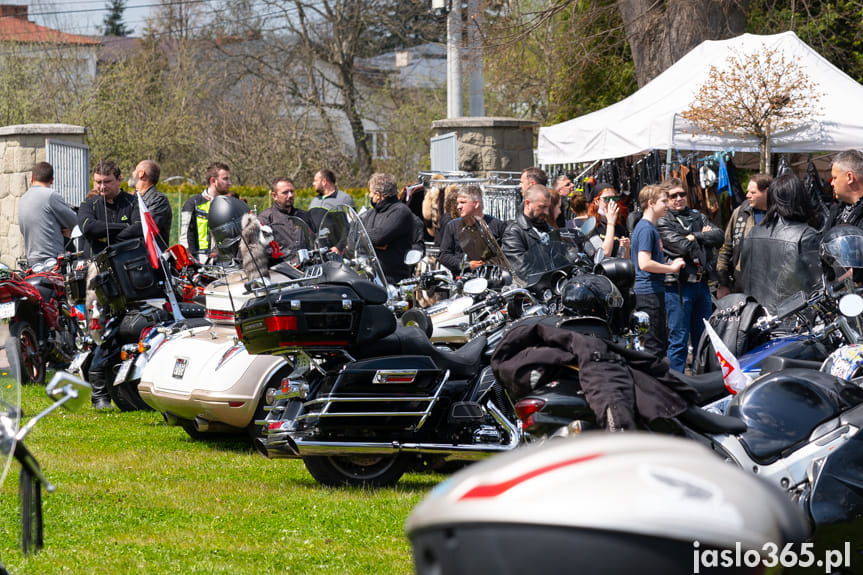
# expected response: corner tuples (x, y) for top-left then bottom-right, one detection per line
(0, 377), (439, 574)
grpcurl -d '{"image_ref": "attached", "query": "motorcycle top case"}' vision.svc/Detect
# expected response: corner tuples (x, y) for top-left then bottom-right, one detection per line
(235, 280), (396, 354)
(93, 238), (164, 314)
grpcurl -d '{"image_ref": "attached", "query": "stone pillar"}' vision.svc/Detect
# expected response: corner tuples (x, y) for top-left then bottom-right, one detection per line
(431, 117), (538, 176)
(0, 124), (87, 267)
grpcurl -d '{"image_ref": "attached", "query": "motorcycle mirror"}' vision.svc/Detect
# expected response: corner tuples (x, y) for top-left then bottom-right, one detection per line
(463, 277), (488, 295)
(594, 248), (605, 266)
(46, 372), (91, 413)
(447, 295), (475, 314)
(579, 216), (596, 237)
(839, 293), (863, 318)
(404, 250), (423, 266)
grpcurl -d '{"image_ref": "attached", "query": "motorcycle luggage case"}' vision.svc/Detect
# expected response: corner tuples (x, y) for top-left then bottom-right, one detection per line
(93, 239), (164, 313)
(64, 267), (87, 304)
(235, 280), (395, 355)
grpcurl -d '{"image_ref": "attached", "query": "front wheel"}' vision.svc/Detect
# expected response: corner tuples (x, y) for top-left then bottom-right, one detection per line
(6, 321), (45, 385)
(303, 454), (409, 488)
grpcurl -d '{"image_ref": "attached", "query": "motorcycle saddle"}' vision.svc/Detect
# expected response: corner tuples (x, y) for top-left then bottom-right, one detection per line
(677, 406), (747, 435)
(668, 369), (727, 406)
(25, 274), (62, 302)
(355, 326), (487, 380)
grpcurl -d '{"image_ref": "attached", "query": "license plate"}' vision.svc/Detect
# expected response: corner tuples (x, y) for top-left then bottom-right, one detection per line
(114, 358), (133, 386)
(69, 351), (90, 376)
(0, 301), (15, 319)
(172, 357), (189, 379)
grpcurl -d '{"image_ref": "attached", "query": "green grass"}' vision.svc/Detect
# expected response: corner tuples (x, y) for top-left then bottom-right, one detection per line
(0, 378), (441, 574)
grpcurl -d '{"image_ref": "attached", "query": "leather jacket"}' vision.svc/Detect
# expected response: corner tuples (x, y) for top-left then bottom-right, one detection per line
(360, 195), (414, 283)
(740, 218), (821, 313)
(716, 200), (758, 291)
(501, 210), (563, 284)
(656, 207), (723, 285)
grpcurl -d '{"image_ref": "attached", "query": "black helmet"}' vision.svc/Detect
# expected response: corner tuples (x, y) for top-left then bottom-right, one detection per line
(208, 196), (252, 259)
(561, 274), (624, 321)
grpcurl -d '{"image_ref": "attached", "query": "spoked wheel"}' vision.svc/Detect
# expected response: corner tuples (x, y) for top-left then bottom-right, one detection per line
(303, 454), (409, 488)
(6, 322), (45, 385)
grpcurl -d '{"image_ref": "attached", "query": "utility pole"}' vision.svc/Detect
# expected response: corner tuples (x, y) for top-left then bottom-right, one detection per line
(467, 0), (484, 117)
(446, 0), (462, 118)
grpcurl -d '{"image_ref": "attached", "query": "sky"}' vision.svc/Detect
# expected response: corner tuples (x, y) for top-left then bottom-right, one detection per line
(15, 0), (156, 37)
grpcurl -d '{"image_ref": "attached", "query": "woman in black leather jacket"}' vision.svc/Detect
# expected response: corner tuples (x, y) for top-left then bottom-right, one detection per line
(740, 173), (821, 314)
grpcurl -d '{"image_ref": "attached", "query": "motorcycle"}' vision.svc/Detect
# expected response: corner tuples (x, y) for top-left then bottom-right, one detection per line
(138, 213), (319, 440)
(0, 257), (83, 384)
(0, 370), (91, 571)
(246, 216), (638, 487)
(405, 433), (811, 575)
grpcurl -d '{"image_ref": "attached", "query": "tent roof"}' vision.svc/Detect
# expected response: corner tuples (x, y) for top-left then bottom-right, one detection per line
(537, 31), (863, 165)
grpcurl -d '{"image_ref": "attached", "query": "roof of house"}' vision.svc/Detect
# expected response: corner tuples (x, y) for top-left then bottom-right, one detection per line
(0, 4), (99, 45)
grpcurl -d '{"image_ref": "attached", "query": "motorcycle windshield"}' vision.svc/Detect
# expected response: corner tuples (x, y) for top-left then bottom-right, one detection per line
(316, 206), (387, 287)
(519, 229), (585, 288)
(455, 217), (512, 273)
(271, 216), (316, 267)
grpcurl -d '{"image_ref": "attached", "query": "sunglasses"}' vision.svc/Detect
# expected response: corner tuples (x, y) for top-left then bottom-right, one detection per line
(600, 195), (620, 203)
(668, 192), (687, 200)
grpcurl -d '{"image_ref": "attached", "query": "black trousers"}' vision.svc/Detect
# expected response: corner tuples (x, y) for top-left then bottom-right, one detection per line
(635, 292), (668, 359)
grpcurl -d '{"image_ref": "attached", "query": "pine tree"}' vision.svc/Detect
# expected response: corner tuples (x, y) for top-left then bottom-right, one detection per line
(103, 0), (129, 37)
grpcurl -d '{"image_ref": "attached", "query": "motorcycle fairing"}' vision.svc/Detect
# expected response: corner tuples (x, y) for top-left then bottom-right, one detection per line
(808, 418), (863, 528)
(728, 368), (863, 464)
(738, 334), (828, 374)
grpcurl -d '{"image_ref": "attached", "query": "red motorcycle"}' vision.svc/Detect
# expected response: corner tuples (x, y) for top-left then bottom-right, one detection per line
(0, 261), (82, 384)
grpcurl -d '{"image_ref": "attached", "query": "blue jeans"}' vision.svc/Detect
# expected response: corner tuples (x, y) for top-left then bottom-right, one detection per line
(665, 282), (713, 373)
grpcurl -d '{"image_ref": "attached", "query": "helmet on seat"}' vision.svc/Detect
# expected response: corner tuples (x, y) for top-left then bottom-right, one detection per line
(561, 274), (623, 321)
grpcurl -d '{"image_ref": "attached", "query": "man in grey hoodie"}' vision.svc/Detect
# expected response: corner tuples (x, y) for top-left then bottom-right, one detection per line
(19, 161), (77, 270)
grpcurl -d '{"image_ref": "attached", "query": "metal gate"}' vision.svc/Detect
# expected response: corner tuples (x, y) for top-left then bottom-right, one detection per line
(430, 132), (458, 173)
(46, 138), (90, 207)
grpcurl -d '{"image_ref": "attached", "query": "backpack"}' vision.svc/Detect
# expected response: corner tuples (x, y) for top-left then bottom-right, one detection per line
(693, 293), (768, 374)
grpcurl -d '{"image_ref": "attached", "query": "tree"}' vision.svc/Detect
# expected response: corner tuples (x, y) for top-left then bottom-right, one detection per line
(103, 0), (129, 37)
(681, 45), (822, 173)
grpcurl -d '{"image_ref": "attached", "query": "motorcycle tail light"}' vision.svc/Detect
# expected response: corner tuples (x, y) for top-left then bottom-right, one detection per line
(266, 316), (298, 331)
(120, 350), (128, 361)
(138, 326), (155, 353)
(514, 398), (546, 420)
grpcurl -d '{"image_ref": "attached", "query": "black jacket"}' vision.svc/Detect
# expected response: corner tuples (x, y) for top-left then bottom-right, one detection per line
(490, 320), (696, 430)
(438, 214), (507, 274)
(501, 210), (562, 284)
(121, 186), (173, 249)
(657, 207), (723, 284)
(259, 205), (316, 254)
(740, 218), (821, 313)
(828, 197), (863, 229)
(361, 196), (415, 283)
(77, 191), (141, 258)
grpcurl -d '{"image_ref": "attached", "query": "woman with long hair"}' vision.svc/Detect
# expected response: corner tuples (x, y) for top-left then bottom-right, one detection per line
(586, 183), (630, 258)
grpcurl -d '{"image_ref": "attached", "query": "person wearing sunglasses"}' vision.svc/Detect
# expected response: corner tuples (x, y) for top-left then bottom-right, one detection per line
(586, 182), (631, 259)
(656, 178), (724, 374)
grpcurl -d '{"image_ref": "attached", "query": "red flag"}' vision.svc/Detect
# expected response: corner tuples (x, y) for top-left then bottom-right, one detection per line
(137, 192), (160, 269)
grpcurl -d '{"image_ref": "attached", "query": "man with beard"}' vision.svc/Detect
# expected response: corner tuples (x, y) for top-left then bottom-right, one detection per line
(501, 184), (562, 284)
(181, 162), (231, 262)
(309, 168), (355, 211)
(259, 177), (316, 254)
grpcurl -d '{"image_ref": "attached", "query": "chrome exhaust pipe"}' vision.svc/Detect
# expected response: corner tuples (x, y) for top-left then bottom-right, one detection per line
(193, 417), (242, 434)
(163, 412), (180, 426)
(286, 439), (518, 460)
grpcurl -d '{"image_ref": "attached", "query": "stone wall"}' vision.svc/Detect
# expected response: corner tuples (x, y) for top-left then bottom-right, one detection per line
(431, 117), (538, 176)
(0, 124), (86, 267)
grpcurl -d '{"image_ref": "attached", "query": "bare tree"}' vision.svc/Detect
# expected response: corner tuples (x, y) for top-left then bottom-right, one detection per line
(681, 45), (822, 173)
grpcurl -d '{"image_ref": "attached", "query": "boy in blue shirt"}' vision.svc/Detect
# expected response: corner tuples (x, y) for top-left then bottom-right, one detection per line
(631, 184), (685, 357)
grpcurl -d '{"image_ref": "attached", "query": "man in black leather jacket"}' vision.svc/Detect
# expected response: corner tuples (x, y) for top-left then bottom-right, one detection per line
(438, 185), (507, 274)
(740, 173), (821, 315)
(501, 184), (563, 284)
(827, 149), (863, 229)
(657, 177), (723, 373)
(361, 172), (414, 283)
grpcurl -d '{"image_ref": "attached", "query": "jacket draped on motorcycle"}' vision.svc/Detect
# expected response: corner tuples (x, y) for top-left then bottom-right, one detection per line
(490, 321), (697, 430)
(739, 218), (821, 314)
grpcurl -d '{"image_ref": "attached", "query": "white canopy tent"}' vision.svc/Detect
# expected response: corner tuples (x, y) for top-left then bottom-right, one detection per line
(537, 31), (863, 165)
